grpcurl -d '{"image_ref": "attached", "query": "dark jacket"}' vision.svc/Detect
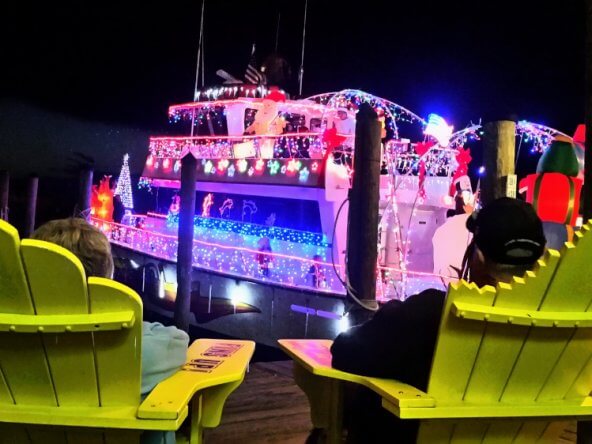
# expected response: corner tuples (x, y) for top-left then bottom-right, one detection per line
(330, 289), (446, 443)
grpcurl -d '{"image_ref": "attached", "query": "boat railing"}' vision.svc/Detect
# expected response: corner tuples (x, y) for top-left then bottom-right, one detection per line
(93, 218), (345, 294)
(147, 132), (354, 161)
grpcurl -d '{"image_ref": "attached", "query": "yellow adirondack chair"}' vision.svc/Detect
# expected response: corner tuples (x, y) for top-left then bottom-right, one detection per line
(280, 222), (592, 443)
(0, 219), (255, 444)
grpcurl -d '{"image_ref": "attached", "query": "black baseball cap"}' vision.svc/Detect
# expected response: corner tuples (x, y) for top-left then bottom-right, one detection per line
(466, 197), (546, 265)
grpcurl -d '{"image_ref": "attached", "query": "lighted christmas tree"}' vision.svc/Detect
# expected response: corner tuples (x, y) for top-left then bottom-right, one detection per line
(114, 153), (134, 209)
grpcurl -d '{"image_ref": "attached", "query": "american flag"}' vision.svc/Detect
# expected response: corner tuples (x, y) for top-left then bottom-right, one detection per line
(244, 44), (265, 85)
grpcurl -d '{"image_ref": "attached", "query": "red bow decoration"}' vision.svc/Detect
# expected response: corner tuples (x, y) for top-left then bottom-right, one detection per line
(265, 90), (286, 102)
(450, 147), (472, 195)
(322, 127), (347, 155)
(415, 141), (434, 200)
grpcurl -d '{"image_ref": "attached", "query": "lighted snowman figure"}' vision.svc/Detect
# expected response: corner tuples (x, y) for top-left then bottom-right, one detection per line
(244, 90), (287, 136)
(244, 91), (287, 158)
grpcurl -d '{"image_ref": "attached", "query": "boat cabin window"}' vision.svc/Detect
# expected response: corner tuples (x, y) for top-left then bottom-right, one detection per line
(153, 188), (323, 234)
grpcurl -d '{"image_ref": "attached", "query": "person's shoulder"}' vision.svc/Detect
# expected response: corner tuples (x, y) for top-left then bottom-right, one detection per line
(400, 288), (446, 319)
(143, 321), (189, 341)
(407, 288), (446, 302)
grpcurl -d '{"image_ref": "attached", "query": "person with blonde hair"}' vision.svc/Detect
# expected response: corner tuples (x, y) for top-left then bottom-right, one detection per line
(32, 218), (115, 278)
(32, 218), (189, 444)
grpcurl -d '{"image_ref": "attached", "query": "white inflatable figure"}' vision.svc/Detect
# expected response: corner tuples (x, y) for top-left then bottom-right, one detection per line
(432, 213), (472, 286)
(245, 99), (286, 135)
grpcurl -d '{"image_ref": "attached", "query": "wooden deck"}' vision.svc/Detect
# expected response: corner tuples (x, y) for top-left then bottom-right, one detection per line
(204, 361), (312, 443)
(205, 361), (578, 443)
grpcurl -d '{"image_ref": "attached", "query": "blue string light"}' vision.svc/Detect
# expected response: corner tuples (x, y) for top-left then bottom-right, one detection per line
(166, 213), (330, 247)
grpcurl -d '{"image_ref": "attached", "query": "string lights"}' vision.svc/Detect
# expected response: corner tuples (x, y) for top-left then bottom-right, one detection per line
(95, 218), (452, 295)
(165, 213), (330, 247)
(114, 154), (134, 209)
(146, 133), (349, 160)
(142, 156), (324, 187)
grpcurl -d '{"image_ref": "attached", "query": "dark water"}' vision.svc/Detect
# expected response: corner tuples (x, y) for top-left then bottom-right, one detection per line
(144, 310), (289, 363)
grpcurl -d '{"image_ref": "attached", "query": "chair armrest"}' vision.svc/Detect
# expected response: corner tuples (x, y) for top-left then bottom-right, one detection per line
(138, 339), (255, 421)
(452, 301), (592, 327)
(368, 378), (434, 409)
(279, 339), (435, 408)
(0, 311), (135, 333)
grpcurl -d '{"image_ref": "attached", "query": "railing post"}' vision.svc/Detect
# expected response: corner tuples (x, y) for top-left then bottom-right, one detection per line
(78, 168), (93, 220)
(23, 175), (39, 238)
(346, 103), (381, 324)
(175, 153), (198, 333)
(0, 170), (9, 221)
(481, 120), (516, 206)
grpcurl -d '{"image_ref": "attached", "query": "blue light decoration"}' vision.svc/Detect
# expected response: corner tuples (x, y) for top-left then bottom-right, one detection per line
(138, 177), (153, 192)
(299, 167), (310, 183)
(424, 113), (454, 147)
(166, 213), (330, 247)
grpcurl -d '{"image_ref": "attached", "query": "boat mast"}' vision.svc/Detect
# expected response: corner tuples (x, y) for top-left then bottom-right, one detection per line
(193, 0), (206, 100)
(298, 0), (308, 96)
(191, 0), (206, 137)
(275, 11), (281, 52)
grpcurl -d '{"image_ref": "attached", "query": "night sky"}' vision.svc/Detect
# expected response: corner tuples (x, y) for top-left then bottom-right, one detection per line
(0, 1), (586, 175)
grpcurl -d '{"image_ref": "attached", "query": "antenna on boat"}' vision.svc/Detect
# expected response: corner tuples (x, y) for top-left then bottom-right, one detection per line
(193, 0), (206, 102)
(191, 0), (206, 138)
(275, 11), (281, 52)
(298, 0), (308, 96)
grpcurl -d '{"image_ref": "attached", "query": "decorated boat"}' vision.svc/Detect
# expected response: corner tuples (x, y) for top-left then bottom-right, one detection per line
(92, 84), (572, 345)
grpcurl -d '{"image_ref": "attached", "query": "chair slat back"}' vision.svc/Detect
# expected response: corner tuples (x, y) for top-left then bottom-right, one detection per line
(0, 221), (56, 406)
(0, 222), (143, 443)
(420, 222), (592, 442)
(88, 277), (142, 407)
(462, 249), (562, 405)
(20, 240), (99, 407)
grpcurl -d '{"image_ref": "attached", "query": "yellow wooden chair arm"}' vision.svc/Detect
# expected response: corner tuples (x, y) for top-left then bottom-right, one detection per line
(452, 301), (592, 328)
(0, 312), (136, 333)
(0, 404), (184, 431)
(383, 396), (592, 420)
(279, 339), (435, 408)
(138, 339), (255, 424)
(366, 378), (434, 409)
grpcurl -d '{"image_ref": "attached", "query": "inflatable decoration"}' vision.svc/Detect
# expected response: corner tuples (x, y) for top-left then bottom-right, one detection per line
(519, 137), (582, 227)
(91, 176), (114, 221)
(244, 90), (287, 136)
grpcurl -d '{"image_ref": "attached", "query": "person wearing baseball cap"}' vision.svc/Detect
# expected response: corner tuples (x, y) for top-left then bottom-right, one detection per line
(463, 197), (546, 286)
(329, 198), (546, 443)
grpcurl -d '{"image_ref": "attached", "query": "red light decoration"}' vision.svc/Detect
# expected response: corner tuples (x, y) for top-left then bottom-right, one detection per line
(202, 193), (214, 218)
(520, 173), (582, 226)
(91, 176), (114, 222)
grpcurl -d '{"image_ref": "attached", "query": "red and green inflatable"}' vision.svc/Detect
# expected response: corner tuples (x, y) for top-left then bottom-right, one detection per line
(519, 136), (582, 227)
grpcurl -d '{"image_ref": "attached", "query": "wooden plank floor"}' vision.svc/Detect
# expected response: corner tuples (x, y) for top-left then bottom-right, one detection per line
(204, 361), (313, 443)
(204, 361), (578, 443)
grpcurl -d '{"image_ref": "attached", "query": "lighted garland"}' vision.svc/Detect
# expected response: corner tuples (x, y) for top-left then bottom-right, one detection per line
(448, 121), (570, 154)
(516, 121), (571, 153)
(306, 89), (427, 140)
(96, 219), (342, 293)
(147, 133), (339, 160)
(165, 213), (330, 247)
